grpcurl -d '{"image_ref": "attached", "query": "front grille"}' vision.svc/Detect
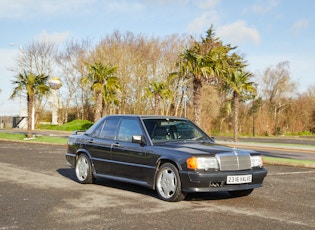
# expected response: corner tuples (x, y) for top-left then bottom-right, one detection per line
(217, 153), (251, 171)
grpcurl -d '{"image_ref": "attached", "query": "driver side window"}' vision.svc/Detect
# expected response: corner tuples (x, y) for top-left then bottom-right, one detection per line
(117, 119), (142, 142)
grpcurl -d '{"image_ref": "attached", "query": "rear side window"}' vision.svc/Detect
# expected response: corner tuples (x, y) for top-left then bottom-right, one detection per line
(91, 118), (119, 140)
(85, 117), (105, 136)
(90, 121), (105, 138)
(99, 118), (120, 140)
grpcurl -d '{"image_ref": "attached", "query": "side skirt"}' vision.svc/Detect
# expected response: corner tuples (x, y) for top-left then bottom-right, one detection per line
(94, 173), (153, 190)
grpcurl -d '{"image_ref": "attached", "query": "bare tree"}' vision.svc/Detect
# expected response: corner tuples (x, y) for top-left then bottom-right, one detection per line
(88, 31), (187, 115)
(260, 61), (296, 135)
(55, 39), (91, 122)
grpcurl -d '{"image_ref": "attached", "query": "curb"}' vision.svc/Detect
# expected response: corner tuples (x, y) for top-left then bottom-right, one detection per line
(216, 141), (315, 153)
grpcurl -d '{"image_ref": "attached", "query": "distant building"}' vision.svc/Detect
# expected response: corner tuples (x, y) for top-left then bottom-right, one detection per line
(0, 116), (27, 129)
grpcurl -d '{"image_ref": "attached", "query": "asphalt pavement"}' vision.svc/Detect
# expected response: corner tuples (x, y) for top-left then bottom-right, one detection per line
(1, 141), (315, 229)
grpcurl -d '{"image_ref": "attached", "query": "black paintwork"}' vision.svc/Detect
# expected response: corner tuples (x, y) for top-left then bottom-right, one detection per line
(66, 115), (267, 193)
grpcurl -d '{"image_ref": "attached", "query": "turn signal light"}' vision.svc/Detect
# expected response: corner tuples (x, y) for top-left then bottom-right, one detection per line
(187, 157), (218, 170)
(187, 157), (198, 169)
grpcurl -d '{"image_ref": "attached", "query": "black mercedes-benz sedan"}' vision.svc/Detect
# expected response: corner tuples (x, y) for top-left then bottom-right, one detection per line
(66, 115), (267, 202)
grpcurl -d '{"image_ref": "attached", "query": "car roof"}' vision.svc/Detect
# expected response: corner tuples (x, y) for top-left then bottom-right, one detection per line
(104, 114), (188, 120)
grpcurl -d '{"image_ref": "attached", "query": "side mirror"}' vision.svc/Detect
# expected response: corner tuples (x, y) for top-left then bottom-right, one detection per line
(72, 130), (86, 135)
(132, 135), (146, 146)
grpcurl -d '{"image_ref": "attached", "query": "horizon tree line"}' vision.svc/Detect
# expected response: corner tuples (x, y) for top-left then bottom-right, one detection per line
(8, 27), (315, 139)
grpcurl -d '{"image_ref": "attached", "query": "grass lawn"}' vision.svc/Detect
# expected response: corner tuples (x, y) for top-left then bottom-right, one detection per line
(0, 132), (67, 144)
(264, 156), (315, 168)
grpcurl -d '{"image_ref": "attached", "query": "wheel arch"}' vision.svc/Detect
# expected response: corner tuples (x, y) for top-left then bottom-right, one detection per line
(153, 158), (182, 190)
(75, 149), (96, 174)
(75, 149), (92, 159)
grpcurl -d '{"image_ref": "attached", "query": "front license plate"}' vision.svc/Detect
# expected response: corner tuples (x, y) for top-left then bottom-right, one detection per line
(227, 175), (252, 184)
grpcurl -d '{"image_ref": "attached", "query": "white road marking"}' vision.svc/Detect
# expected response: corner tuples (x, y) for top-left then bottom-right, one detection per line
(268, 170), (315, 176)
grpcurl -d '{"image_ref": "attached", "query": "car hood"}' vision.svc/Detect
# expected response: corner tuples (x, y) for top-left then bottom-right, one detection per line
(153, 141), (247, 155)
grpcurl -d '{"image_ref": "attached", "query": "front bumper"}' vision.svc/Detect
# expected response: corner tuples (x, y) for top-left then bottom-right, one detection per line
(180, 168), (267, 193)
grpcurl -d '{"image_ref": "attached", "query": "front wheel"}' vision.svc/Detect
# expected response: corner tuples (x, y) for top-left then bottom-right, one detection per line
(75, 154), (95, 184)
(155, 163), (186, 202)
(228, 189), (253, 197)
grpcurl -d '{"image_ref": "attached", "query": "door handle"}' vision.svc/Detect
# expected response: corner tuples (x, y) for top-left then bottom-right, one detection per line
(112, 142), (120, 147)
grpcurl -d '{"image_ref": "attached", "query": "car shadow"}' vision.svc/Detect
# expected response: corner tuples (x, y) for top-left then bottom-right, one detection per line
(57, 168), (157, 199)
(57, 168), (77, 182)
(57, 168), (235, 201)
(96, 177), (157, 198)
(185, 191), (235, 201)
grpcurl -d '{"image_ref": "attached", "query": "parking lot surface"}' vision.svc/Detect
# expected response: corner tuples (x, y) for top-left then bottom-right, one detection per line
(0, 141), (314, 229)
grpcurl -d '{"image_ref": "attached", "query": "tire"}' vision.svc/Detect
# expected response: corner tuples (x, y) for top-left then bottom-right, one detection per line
(229, 189), (253, 197)
(75, 154), (95, 184)
(155, 163), (186, 202)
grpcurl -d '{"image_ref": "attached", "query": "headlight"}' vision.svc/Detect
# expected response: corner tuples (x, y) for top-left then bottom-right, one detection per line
(187, 157), (218, 170)
(250, 155), (263, 168)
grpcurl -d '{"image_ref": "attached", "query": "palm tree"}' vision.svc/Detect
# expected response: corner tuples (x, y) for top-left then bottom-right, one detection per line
(222, 70), (257, 142)
(145, 81), (171, 115)
(82, 62), (118, 122)
(179, 27), (231, 125)
(10, 71), (50, 138)
(102, 73), (120, 116)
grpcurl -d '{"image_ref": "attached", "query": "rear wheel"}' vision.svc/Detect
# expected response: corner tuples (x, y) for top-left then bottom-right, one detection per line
(229, 189), (253, 197)
(75, 154), (95, 184)
(155, 163), (186, 202)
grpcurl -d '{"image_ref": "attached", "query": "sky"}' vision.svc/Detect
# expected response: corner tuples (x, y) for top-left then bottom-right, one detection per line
(0, 0), (314, 116)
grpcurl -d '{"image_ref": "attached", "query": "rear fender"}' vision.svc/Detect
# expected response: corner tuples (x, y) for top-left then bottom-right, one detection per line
(75, 149), (96, 175)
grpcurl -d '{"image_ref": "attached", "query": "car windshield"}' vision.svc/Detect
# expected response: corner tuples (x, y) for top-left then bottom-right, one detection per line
(142, 118), (213, 143)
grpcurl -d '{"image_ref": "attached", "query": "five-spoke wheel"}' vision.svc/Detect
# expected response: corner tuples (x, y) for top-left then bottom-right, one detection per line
(156, 163), (186, 202)
(75, 154), (94, 184)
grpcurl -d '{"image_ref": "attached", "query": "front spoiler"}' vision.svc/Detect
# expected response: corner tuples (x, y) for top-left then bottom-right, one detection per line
(180, 168), (267, 193)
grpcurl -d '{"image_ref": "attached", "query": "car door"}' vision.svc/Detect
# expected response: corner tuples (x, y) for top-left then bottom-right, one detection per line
(110, 118), (147, 181)
(85, 117), (119, 175)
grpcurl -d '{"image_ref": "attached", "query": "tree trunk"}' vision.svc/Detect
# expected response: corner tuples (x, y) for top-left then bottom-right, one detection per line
(154, 93), (159, 115)
(273, 106), (278, 136)
(102, 100), (107, 117)
(27, 95), (33, 138)
(233, 91), (239, 142)
(193, 77), (203, 126)
(94, 91), (102, 122)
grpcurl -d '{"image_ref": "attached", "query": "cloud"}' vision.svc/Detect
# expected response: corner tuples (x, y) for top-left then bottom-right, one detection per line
(145, 0), (189, 5)
(187, 11), (219, 33)
(0, 0), (27, 18)
(290, 19), (309, 34)
(33, 30), (72, 45)
(0, 0), (95, 18)
(106, 0), (144, 12)
(217, 21), (260, 45)
(196, 0), (221, 9)
(247, 0), (279, 14)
